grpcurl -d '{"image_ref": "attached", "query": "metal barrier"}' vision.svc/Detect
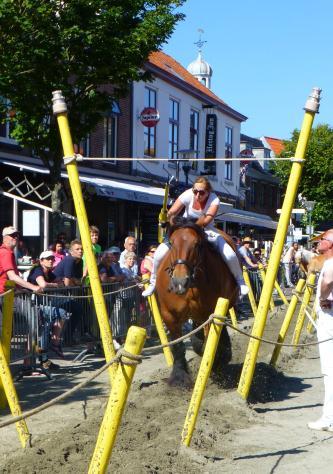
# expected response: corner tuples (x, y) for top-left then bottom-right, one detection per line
(9, 282), (152, 365)
(247, 269), (262, 303)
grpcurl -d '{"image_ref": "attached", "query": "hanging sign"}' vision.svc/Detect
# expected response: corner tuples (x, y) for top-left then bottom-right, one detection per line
(205, 114), (217, 157)
(139, 107), (160, 127)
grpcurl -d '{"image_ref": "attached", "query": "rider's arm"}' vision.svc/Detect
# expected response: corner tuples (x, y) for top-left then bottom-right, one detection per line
(196, 204), (219, 227)
(167, 198), (185, 221)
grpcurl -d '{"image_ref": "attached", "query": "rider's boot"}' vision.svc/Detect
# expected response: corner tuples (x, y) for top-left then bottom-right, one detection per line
(216, 237), (249, 296)
(142, 242), (169, 297)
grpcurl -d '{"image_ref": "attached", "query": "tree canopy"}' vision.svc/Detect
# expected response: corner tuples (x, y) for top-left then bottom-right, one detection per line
(0, 0), (185, 201)
(271, 124), (333, 226)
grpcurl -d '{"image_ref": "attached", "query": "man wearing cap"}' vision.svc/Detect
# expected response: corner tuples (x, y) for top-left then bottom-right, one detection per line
(0, 226), (41, 294)
(27, 250), (69, 369)
(238, 237), (259, 270)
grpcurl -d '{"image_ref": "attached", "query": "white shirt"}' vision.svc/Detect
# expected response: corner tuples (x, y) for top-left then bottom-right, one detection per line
(178, 189), (220, 231)
(282, 247), (296, 264)
(316, 257), (333, 312)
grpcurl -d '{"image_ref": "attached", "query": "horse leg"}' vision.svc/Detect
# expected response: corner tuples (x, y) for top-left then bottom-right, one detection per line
(168, 335), (193, 389)
(212, 325), (232, 373)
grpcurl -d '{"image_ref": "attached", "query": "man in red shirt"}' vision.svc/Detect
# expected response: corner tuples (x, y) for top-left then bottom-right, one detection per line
(0, 226), (41, 294)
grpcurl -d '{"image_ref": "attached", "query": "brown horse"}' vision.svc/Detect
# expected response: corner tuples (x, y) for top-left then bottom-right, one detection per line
(155, 218), (239, 387)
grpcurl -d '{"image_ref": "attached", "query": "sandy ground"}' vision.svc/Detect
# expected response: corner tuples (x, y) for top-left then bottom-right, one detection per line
(1, 299), (333, 474)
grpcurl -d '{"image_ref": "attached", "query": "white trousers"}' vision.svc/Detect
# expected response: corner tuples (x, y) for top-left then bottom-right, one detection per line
(149, 230), (243, 286)
(317, 308), (333, 422)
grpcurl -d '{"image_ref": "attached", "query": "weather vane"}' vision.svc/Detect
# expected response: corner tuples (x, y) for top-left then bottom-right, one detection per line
(194, 28), (206, 52)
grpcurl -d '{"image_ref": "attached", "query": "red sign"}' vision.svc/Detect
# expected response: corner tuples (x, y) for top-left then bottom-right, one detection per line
(140, 107), (160, 127)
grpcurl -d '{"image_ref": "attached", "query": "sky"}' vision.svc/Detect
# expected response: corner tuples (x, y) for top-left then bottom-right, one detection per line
(164, 0), (333, 140)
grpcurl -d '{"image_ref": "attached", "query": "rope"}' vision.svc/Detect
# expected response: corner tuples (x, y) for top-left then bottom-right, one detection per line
(0, 348), (142, 429)
(76, 156), (298, 162)
(0, 288), (15, 299)
(39, 282), (141, 299)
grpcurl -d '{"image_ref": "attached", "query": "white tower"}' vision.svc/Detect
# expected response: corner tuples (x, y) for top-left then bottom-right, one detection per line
(187, 29), (213, 89)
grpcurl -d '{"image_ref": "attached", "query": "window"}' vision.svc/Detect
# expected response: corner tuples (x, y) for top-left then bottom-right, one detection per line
(103, 116), (117, 162)
(169, 99), (179, 160)
(190, 109), (199, 170)
(224, 126), (233, 180)
(250, 180), (257, 205)
(0, 101), (16, 144)
(79, 135), (90, 157)
(144, 87), (157, 157)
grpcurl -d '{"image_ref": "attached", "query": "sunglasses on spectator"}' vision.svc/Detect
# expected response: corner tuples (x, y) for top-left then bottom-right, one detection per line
(192, 189), (207, 196)
(45, 256), (55, 260)
(9, 233), (20, 238)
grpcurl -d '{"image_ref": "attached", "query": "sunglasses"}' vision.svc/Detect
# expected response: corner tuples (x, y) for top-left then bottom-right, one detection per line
(9, 233), (20, 238)
(192, 189), (207, 196)
(45, 256), (55, 260)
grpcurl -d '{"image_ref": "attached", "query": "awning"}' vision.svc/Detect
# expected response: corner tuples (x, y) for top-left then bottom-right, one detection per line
(216, 208), (278, 230)
(79, 176), (166, 205)
(0, 157), (166, 205)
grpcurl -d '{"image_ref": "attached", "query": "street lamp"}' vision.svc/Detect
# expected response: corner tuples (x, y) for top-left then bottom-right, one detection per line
(175, 149), (197, 186)
(304, 200), (316, 241)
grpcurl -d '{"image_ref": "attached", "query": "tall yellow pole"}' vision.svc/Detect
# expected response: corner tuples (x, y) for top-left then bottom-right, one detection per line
(292, 273), (316, 346)
(0, 281), (15, 409)
(238, 88), (321, 400)
(88, 326), (146, 473)
(242, 267), (257, 316)
(158, 181), (169, 244)
(52, 91), (116, 379)
(258, 263), (275, 311)
(181, 298), (229, 447)
(147, 292), (173, 367)
(270, 278), (305, 367)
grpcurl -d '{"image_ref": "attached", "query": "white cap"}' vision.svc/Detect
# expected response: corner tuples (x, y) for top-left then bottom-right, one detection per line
(2, 226), (19, 237)
(39, 250), (55, 260)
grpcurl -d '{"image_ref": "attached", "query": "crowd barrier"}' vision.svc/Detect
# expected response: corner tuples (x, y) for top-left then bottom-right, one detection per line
(6, 282), (152, 367)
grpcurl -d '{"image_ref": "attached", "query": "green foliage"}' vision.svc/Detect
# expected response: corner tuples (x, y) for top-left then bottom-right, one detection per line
(0, 0), (185, 186)
(271, 124), (333, 225)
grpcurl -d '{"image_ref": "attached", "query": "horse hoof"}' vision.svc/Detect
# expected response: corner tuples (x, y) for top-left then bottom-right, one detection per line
(167, 370), (193, 389)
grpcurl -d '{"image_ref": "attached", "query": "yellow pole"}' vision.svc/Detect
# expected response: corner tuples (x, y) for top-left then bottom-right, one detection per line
(270, 278), (305, 367)
(0, 281), (15, 409)
(273, 278), (289, 305)
(181, 298), (229, 447)
(258, 263), (275, 311)
(242, 267), (257, 316)
(52, 91), (116, 380)
(0, 341), (30, 447)
(292, 273), (316, 346)
(306, 300), (317, 334)
(147, 291), (173, 367)
(237, 88), (321, 400)
(158, 182), (169, 244)
(88, 326), (146, 473)
(229, 307), (238, 329)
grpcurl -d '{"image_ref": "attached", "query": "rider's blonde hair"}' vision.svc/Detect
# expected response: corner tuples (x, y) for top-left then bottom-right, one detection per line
(193, 176), (212, 193)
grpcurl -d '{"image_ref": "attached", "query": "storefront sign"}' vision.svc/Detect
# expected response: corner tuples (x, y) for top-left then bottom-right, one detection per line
(23, 209), (40, 236)
(140, 107), (160, 127)
(205, 114), (217, 173)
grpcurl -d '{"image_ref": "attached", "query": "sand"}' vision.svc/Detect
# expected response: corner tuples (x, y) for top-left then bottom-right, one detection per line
(1, 303), (333, 473)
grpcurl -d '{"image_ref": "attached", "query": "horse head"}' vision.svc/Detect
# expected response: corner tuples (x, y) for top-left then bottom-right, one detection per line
(167, 218), (204, 295)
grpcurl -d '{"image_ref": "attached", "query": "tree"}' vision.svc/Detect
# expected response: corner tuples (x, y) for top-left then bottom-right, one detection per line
(271, 124), (333, 226)
(0, 0), (185, 210)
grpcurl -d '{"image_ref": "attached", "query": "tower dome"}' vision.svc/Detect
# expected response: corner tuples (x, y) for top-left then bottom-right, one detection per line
(187, 31), (213, 89)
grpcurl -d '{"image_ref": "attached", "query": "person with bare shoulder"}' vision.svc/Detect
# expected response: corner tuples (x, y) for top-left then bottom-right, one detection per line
(308, 229), (333, 431)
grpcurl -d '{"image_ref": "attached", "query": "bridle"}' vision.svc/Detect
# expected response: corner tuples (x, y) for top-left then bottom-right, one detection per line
(166, 239), (203, 287)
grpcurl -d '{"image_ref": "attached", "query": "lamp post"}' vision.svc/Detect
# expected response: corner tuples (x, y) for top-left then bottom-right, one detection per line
(304, 200), (315, 241)
(175, 149), (197, 186)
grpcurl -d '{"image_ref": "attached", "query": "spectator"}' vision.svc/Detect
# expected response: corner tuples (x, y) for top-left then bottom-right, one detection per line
(82, 225), (102, 284)
(98, 247), (125, 284)
(122, 251), (140, 282)
(27, 250), (70, 370)
(52, 240), (65, 268)
(53, 239), (83, 341)
(140, 245), (157, 280)
(0, 226), (41, 295)
(15, 239), (29, 261)
(308, 230), (333, 431)
(56, 232), (70, 256)
(282, 242), (298, 288)
(53, 239), (83, 286)
(120, 236), (138, 276)
(253, 247), (266, 265)
(238, 237), (259, 269)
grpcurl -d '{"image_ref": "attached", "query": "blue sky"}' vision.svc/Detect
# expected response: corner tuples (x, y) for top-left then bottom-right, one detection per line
(164, 0), (333, 140)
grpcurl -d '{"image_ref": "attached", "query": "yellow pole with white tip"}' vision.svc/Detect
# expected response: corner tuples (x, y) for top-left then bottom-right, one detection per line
(52, 90), (116, 380)
(238, 87), (321, 400)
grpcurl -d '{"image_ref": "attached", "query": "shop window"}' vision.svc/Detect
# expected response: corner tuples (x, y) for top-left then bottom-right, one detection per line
(169, 99), (179, 160)
(224, 126), (233, 180)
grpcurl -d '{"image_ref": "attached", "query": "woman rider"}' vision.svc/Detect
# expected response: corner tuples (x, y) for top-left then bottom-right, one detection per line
(142, 176), (248, 297)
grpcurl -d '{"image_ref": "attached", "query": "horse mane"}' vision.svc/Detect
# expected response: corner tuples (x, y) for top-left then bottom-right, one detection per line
(169, 216), (206, 241)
